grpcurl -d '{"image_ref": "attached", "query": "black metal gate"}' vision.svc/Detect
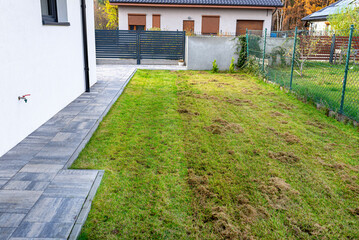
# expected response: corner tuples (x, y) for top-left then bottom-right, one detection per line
(95, 30), (186, 64)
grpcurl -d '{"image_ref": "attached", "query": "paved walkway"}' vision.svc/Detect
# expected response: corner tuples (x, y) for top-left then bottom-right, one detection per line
(0, 65), (183, 240)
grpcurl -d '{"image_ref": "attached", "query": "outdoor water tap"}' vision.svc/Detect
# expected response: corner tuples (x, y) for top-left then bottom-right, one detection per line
(18, 94), (31, 103)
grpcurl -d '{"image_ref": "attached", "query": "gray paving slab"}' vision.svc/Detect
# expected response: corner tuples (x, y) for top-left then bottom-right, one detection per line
(0, 65), (181, 239)
(0, 190), (42, 213)
(0, 213), (26, 228)
(0, 228), (15, 240)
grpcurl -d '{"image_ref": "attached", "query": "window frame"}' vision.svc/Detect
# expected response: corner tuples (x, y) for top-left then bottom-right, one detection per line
(41, 0), (70, 26)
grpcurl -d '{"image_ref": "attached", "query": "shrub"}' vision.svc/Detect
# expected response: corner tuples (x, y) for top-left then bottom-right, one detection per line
(229, 58), (235, 73)
(235, 35), (247, 69)
(212, 59), (219, 73)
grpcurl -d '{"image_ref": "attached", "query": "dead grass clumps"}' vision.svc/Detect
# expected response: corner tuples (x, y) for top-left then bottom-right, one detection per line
(285, 217), (327, 237)
(188, 170), (245, 239)
(318, 158), (358, 172)
(192, 93), (219, 101)
(260, 177), (299, 210)
(306, 120), (329, 129)
(225, 98), (253, 106)
(282, 132), (300, 144)
(177, 109), (190, 114)
(268, 128), (300, 145)
(205, 118), (244, 135)
(268, 151), (300, 164)
(278, 102), (294, 110)
(349, 207), (359, 216)
(177, 109), (200, 116)
(188, 169), (215, 204)
(271, 111), (284, 117)
(211, 206), (242, 239)
(217, 83), (232, 88)
(317, 158), (359, 193)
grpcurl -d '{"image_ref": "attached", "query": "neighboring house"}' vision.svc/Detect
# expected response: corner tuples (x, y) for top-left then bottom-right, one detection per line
(302, 0), (359, 32)
(109, 0), (283, 35)
(0, 0), (96, 156)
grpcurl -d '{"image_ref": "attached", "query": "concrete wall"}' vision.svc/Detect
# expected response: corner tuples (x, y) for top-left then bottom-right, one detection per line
(118, 6), (273, 35)
(186, 36), (238, 70)
(261, 37), (295, 54)
(0, 0), (96, 156)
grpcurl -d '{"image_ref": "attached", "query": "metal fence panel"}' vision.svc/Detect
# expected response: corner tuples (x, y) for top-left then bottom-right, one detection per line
(95, 30), (185, 62)
(247, 26), (359, 122)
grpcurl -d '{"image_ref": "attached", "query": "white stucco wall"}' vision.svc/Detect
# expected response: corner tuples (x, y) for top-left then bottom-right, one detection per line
(309, 21), (331, 32)
(118, 6), (273, 35)
(0, 0), (96, 156)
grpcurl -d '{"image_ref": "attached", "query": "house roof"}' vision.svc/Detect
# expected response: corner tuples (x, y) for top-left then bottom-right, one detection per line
(109, 0), (283, 7)
(302, 0), (359, 21)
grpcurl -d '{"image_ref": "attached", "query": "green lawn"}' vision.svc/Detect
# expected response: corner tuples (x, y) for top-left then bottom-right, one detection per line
(72, 70), (359, 239)
(266, 61), (359, 121)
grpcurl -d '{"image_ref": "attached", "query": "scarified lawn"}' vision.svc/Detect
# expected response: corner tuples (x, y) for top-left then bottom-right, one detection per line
(72, 70), (359, 239)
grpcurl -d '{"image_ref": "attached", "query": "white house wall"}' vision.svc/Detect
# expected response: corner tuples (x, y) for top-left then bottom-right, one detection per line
(0, 0), (97, 156)
(118, 6), (273, 34)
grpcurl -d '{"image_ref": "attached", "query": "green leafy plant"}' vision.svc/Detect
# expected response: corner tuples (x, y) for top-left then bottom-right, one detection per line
(235, 35), (247, 69)
(269, 46), (288, 67)
(229, 58), (235, 73)
(244, 57), (262, 77)
(328, 6), (359, 35)
(212, 59), (219, 73)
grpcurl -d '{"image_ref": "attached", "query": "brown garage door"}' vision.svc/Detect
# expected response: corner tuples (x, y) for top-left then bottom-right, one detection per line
(236, 20), (263, 36)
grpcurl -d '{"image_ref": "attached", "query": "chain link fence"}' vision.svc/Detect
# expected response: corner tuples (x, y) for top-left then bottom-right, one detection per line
(247, 26), (359, 122)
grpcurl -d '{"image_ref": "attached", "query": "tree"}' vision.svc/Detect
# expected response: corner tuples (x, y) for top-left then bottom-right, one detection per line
(272, 0), (335, 31)
(104, 0), (118, 29)
(328, 6), (359, 35)
(292, 35), (329, 76)
(94, 0), (118, 30)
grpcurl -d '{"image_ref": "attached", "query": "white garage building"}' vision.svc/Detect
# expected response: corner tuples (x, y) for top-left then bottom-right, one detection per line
(110, 0), (283, 35)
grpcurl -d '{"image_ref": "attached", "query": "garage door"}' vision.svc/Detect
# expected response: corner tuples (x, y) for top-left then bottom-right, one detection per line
(236, 20), (263, 36)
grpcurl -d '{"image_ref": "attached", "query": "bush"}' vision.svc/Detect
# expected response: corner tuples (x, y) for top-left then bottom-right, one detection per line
(212, 59), (219, 73)
(229, 58), (235, 73)
(235, 35), (247, 69)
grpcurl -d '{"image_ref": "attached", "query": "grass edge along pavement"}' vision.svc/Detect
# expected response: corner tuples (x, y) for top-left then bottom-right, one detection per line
(72, 70), (359, 239)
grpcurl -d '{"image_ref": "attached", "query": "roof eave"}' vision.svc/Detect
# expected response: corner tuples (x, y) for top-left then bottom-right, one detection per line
(109, 2), (282, 9)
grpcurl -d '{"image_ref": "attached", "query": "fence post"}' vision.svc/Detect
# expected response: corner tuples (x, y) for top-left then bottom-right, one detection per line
(289, 27), (298, 90)
(182, 31), (186, 61)
(262, 28), (267, 72)
(246, 29), (249, 58)
(136, 31), (141, 65)
(340, 24), (354, 114)
(329, 34), (336, 64)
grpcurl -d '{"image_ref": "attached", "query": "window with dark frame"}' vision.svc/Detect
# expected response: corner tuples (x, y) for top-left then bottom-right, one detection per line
(41, 0), (58, 24)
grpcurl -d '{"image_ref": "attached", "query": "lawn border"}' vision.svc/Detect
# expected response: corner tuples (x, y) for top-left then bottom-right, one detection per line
(64, 68), (138, 170)
(68, 170), (105, 240)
